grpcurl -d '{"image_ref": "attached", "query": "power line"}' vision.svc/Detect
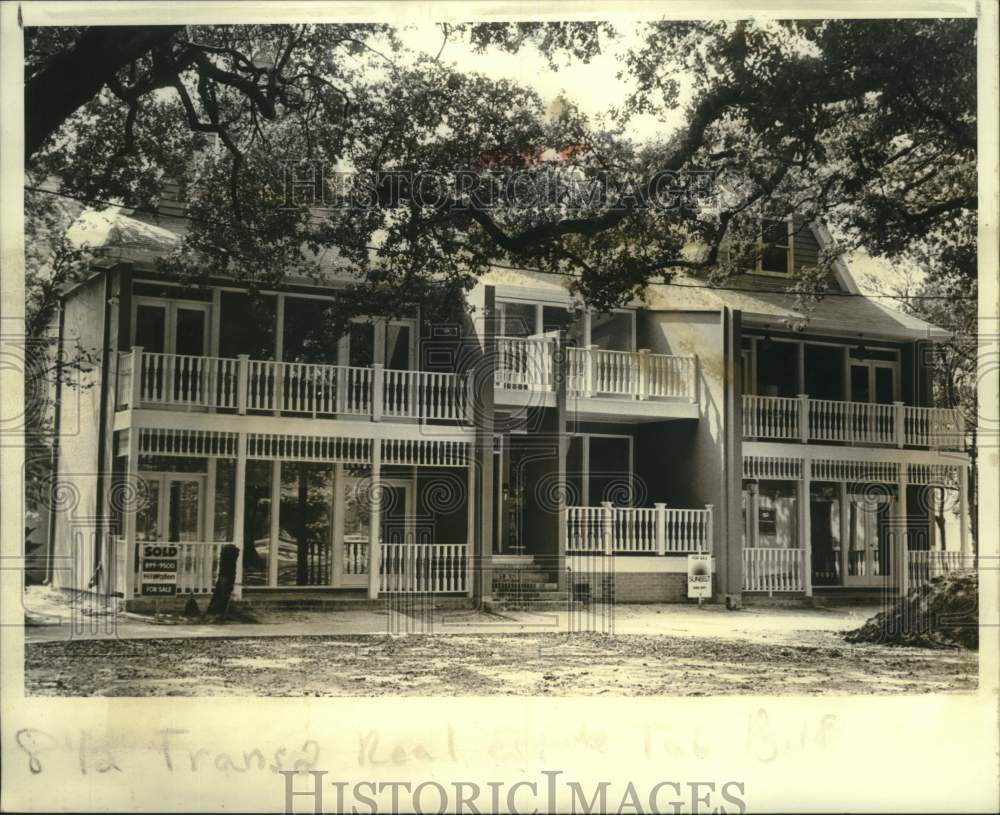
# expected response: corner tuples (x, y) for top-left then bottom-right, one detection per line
(25, 184), (978, 301)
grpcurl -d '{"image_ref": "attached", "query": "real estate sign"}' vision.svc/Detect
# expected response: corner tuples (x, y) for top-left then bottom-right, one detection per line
(687, 553), (712, 599)
(140, 543), (179, 596)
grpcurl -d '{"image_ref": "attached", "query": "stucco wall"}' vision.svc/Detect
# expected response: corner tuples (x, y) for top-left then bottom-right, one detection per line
(50, 273), (107, 592)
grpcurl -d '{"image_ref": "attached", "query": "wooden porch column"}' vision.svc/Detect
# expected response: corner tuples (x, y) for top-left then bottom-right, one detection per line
(896, 467), (909, 597)
(466, 456), (475, 597)
(232, 432), (248, 600)
(122, 427), (140, 600)
(800, 474), (813, 597)
(268, 459), (281, 587)
(367, 441), (382, 599)
(958, 463), (971, 558)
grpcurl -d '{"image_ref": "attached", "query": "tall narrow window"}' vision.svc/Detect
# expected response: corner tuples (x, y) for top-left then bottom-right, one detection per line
(759, 219), (792, 276)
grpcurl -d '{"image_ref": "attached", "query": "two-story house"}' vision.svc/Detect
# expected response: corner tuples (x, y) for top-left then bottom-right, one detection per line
(45, 197), (972, 610)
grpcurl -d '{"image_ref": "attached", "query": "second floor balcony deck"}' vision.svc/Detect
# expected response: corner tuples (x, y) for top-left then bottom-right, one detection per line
(742, 394), (964, 450)
(116, 348), (474, 425)
(494, 336), (699, 418)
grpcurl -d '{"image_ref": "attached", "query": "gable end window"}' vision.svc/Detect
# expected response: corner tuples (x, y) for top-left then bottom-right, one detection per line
(757, 218), (794, 277)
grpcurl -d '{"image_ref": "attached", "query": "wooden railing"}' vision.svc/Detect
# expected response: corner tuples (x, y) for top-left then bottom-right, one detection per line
(118, 350), (241, 409)
(493, 337), (697, 402)
(742, 394), (964, 449)
(494, 336), (555, 391)
(118, 348), (472, 424)
(906, 550), (976, 587)
(742, 547), (805, 592)
(379, 543), (468, 593)
(567, 346), (697, 401)
(343, 538), (369, 575)
(565, 503), (713, 554)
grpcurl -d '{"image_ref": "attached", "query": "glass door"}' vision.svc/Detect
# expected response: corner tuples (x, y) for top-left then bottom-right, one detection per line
(137, 473), (204, 542)
(132, 299), (210, 403)
(844, 491), (894, 586)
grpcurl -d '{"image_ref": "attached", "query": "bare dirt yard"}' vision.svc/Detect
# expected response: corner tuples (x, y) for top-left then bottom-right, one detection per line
(25, 625), (976, 697)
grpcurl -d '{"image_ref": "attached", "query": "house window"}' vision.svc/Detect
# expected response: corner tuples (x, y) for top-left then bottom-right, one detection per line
(757, 218), (793, 276)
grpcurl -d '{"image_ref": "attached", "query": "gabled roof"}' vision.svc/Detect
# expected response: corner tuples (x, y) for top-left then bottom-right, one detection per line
(62, 200), (947, 341)
(641, 273), (948, 341)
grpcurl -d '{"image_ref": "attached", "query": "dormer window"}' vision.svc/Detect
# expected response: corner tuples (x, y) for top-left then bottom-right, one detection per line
(757, 218), (794, 276)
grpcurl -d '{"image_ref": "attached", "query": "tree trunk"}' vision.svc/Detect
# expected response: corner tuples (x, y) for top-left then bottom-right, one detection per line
(206, 543), (239, 616)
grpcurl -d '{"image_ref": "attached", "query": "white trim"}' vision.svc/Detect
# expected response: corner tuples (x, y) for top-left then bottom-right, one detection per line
(742, 440), (970, 467)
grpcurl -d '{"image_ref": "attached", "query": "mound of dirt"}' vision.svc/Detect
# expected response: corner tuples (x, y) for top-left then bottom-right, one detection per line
(845, 572), (978, 649)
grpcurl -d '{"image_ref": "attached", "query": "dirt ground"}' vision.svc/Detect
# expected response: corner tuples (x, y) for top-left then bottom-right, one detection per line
(25, 627), (977, 697)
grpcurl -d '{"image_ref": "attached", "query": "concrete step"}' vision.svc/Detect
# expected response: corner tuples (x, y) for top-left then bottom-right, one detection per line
(492, 581), (560, 592)
(492, 571), (558, 583)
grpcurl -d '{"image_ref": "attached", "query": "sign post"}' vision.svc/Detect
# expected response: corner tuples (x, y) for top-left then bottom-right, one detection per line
(687, 553), (712, 604)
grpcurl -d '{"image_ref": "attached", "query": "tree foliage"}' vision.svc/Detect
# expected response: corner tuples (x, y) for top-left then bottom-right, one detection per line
(25, 19), (976, 316)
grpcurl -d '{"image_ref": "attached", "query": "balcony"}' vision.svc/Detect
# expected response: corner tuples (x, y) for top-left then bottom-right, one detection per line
(494, 337), (697, 412)
(116, 348), (473, 424)
(742, 394), (964, 450)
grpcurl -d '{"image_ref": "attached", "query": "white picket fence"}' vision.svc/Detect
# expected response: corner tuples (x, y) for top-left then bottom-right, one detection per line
(565, 503), (713, 554)
(742, 394), (963, 449)
(118, 349), (472, 423)
(742, 547), (805, 592)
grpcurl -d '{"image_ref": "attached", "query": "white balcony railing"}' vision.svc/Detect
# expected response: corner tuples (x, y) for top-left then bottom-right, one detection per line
(906, 550), (976, 587)
(494, 336), (555, 391)
(566, 503), (713, 555)
(742, 547), (805, 592)
(380, 543), (469, 593)
(117, 348), (472, 424)
(494, 337), (697, 402)
(742, 394), (964, 449)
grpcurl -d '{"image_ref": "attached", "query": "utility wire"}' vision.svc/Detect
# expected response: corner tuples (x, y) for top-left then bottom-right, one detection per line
(25, 185), (978, 301)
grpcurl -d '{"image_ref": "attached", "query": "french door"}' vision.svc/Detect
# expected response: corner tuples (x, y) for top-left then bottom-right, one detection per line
(132, 299), (211, 403)
(135, 473), (205, 542)
(843, 492), (894, 586)
(335, 476), (415, 588)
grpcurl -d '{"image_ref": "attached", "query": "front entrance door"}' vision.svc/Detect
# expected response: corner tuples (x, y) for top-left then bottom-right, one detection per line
(335, 476), (414, 588)
(843, 492), (894, 586)
(136, 473), (204, 542)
